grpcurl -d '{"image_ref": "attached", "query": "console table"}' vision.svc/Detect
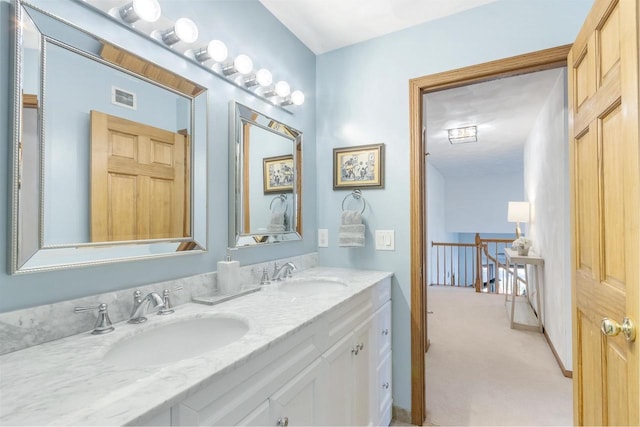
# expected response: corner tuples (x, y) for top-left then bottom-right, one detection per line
(504, 248), (544, 332)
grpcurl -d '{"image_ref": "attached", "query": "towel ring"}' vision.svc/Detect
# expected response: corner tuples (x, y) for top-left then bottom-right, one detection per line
(342, 189), (366, 215)
(270, 194), (288, 214)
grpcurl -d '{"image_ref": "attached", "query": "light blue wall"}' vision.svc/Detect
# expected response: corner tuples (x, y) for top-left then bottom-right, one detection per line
(445, 172), (524, 233)
(1, 0), (316, 312)
(316, 0), (592, 413)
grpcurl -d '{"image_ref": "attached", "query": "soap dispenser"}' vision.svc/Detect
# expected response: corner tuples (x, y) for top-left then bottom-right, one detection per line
(217, 248), (240, 295)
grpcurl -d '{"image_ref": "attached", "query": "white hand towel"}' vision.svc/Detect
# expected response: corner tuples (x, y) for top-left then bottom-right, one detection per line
(338, 210), (365, 247)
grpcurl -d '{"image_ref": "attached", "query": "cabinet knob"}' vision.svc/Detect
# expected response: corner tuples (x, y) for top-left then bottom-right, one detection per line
(276, 416), (289, 426)
(382, 328), (389, 336)
(382, 382), (390, 389)
(351, 343), (364, 356)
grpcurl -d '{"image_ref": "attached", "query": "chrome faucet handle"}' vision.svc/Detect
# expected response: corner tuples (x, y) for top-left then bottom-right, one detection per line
(158, 287), (183, 315)
(273, 262), (280, 278)
(74, 303), (115, 335)
(260, 267), (271, 285)
(285, 263), (296, 278)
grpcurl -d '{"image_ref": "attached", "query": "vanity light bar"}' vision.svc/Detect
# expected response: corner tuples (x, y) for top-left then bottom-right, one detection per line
(83, 0), (305, 110)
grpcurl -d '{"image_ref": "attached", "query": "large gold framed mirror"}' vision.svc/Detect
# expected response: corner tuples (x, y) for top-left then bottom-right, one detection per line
(10, 1), (208, 273)
(229, 101), (302, 247)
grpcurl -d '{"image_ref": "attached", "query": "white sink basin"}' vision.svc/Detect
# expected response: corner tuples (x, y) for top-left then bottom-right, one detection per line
(277, 278), (348, 294)
(103, 316), (249, 368)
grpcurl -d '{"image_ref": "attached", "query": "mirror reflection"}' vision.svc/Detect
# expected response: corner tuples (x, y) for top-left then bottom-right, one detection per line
(11, 1), (208, 273)
(230, 102), (302, 247)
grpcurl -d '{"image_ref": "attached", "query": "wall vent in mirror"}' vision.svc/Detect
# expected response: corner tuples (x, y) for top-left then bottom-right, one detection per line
(229, 102), (303, 248)
(9, 0), (208, 273)
(77, 0), (305, 113)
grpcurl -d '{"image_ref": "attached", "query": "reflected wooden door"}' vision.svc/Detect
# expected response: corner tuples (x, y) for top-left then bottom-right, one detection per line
(568, 0), (639, 425)
(90, 110), (188, 242)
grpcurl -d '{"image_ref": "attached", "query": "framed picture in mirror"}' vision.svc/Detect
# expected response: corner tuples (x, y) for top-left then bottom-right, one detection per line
(263, 155), (294, 193)
(333, 143), (385, 189)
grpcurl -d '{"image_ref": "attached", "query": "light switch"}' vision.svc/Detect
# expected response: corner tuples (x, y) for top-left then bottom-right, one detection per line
(375, 230), (395, 251)
(318, 229), (329, 247)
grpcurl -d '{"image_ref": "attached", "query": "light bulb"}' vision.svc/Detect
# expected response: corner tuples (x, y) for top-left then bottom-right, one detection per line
(207, 40), (228, 62)
(195, 40), (227, 63)
(174, 18), (198, 44)
(234, 54), (253, 75)
(290, 90), (305, 106)
(255, 68), (273, 87)
(275, 81), (290, 97)
(118, 0), (161, 23)
(160, 18), (198, 46)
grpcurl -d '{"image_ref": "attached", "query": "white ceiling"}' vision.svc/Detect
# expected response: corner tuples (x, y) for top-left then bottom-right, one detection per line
(424, 68), (565, 178)
(258, 0), (499, 54)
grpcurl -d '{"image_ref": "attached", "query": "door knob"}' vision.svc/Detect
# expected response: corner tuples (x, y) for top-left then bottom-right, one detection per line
(601, 317), (636, 342)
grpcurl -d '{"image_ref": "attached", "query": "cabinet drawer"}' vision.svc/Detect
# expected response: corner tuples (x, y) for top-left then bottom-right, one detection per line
(324, 292), (372, 349)
(372, 276), (391, 309)
(376, 351), (392, 426)
(375, 301), (392, 360)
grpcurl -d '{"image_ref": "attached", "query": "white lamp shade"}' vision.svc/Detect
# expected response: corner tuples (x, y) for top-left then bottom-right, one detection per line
(507, 201), (530, 223)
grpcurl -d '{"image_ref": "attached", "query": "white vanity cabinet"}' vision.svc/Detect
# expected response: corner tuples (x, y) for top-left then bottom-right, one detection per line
(374, 301), (393, 426)
(151, 276), (392, 427)
(323, 315), (374, 426)
(236, 358), (326, 426)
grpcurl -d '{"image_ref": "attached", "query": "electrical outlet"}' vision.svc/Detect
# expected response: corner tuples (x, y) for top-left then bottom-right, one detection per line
(318, 229), (329, 247)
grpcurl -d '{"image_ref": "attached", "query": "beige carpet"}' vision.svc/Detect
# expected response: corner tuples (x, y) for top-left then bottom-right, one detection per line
(425, 286), (572, 426)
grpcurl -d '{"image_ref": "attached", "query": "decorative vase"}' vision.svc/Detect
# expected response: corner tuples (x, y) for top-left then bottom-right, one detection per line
(517, 247), (529, 256)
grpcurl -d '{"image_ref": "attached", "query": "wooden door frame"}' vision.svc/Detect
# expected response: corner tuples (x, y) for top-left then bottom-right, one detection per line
(408, 44), (571, 425)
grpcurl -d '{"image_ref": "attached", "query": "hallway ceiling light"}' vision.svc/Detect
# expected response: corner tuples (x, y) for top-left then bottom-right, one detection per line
(117, 0), (161, 24)
(448, 126), (477, 144)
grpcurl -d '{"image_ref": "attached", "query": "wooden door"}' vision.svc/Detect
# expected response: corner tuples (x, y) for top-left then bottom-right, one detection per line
(568, 0), (639, 425)
(90, 110), (188, 242)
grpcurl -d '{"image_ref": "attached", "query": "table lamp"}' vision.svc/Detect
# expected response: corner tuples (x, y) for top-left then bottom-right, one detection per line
(508, 201), (530, 238)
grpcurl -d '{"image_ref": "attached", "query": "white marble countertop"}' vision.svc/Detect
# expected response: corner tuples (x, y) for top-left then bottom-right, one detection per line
(0, 267), (392, 426)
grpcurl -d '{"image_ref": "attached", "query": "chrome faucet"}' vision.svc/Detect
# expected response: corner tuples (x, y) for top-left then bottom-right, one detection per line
(273, 262), (297, 281)
(129, 290), (164, 324)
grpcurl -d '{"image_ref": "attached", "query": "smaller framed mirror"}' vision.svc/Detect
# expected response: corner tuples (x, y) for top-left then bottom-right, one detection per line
(230, 102), (302, 247)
